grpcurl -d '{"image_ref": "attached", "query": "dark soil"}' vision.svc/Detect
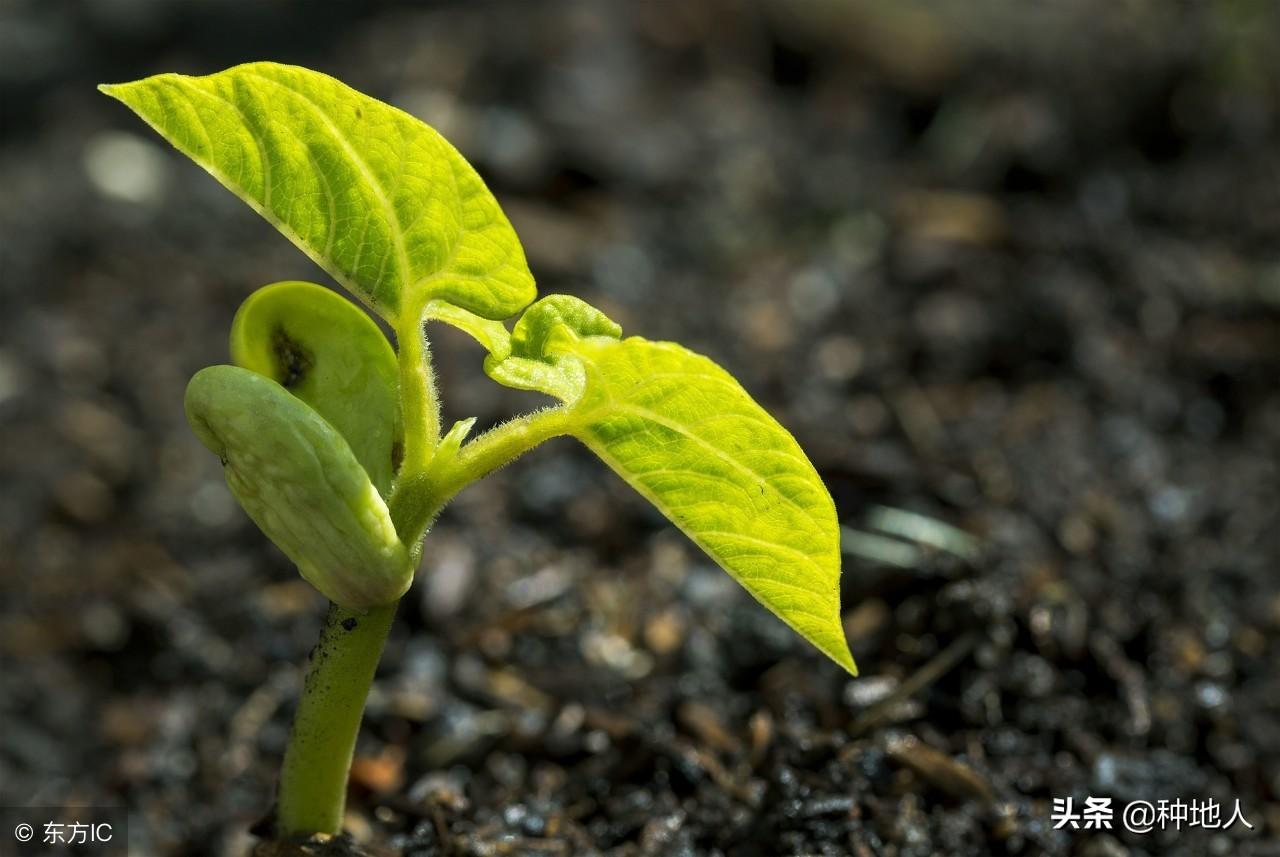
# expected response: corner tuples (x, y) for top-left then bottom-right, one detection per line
(2, 2), (1279, 855)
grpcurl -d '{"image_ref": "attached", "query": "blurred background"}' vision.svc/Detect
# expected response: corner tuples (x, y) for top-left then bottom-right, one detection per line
(2, 2), (1279, 855)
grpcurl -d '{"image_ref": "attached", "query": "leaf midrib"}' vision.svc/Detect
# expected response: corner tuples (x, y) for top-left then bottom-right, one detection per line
(579, 399), (834, 543)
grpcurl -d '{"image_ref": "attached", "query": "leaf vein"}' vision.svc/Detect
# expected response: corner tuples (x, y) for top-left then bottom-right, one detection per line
(244, 70), (410, 307)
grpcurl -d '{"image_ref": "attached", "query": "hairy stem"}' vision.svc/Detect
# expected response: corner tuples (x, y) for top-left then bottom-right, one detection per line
(389, 406), (574, 546)
(447, 407), (575, 487)
(277, 601), (397, 837)
(397, 300), (441, 475)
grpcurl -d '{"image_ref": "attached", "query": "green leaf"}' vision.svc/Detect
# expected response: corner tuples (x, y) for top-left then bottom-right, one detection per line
(186, 365), (413, 608)
(574, 340), (853, 674)
(485, 298), (854, 674)
(100, 62), (535, 324)
(230, 281), (401, 496)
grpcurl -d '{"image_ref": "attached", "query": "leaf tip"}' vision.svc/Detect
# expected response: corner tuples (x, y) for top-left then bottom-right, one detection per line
(834, 645), (859, 677)
(98, 80), (144, 107)
(823, 591), (858, 676)
(814, 617), (858, 676)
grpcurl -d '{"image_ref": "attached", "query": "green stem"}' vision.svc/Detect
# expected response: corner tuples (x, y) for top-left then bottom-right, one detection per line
(397, 300), (442, 475)
(277, 601), (398, 837)
(388, 406), (574, 546)
(447, 407), (574, 487)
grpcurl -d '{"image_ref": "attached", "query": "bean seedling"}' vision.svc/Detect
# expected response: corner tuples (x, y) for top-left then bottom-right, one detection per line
(101, 63), (855, 838)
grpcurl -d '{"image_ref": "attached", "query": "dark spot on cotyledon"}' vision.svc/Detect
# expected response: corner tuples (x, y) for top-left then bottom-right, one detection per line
(341, 618), (358, 631)
(355, 107), (363, 119)
(272, 326), (313, 388)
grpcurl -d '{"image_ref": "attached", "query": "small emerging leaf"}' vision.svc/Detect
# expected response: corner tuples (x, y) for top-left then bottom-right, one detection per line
(100, 63), (535, 324)
(186, 365), (412, 608)
(231, 281), (401, 495)
(484, 295), (622, 400)
(433, 417), (478, 472)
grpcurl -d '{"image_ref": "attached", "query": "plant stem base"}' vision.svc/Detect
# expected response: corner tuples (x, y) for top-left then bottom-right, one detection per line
(276, 601), (398, 837)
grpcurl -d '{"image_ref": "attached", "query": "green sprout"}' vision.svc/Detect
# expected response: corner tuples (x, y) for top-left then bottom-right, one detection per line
(101, 62), (855, 839)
